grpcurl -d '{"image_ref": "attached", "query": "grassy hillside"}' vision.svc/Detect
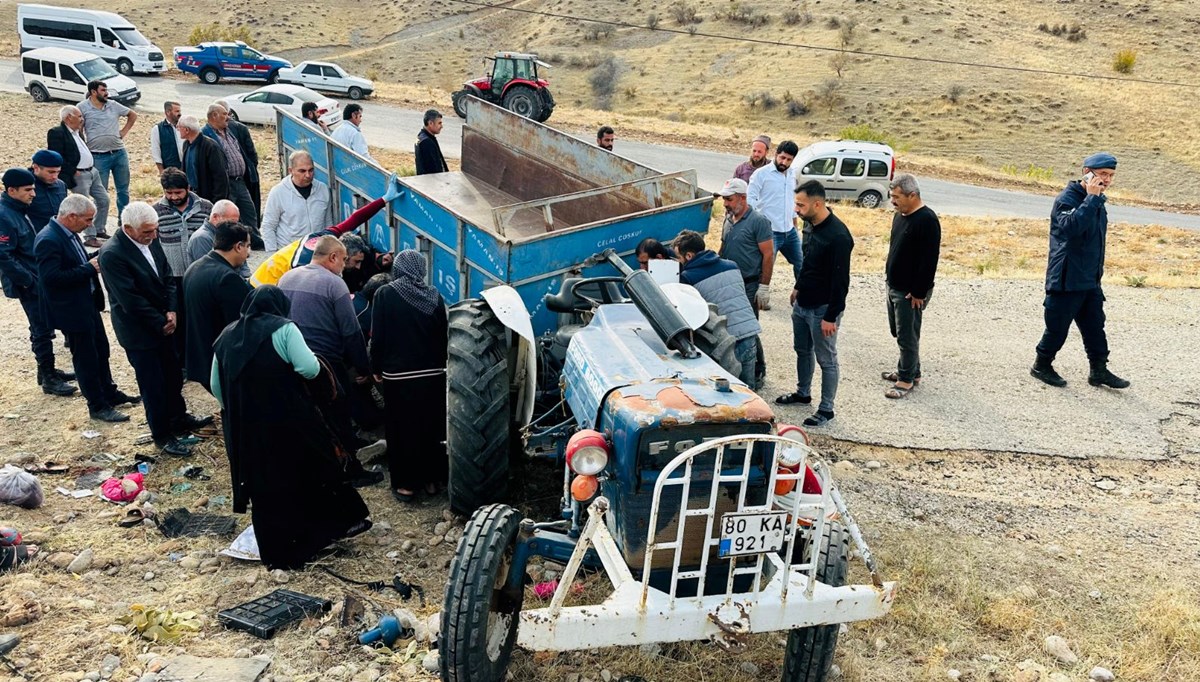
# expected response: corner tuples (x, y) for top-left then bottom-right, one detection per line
(4, 0), (1197, 204)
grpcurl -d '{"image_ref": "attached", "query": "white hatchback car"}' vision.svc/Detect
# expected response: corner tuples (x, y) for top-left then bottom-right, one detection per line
(277, 60), (374, 100)
(222, 84), (340, 127)
(794, 140), (896, 208)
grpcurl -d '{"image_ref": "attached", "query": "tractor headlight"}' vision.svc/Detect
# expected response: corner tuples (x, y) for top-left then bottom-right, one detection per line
(566, 429), (609, 476)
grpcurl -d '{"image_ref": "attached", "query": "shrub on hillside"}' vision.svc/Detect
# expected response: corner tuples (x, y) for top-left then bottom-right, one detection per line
(1112, 49), (1136, 74)
(670, 1), (701, 25)
(646, 13), (660, 30)
(786, 100), (810, 117)
(782, 9), (813, 26)
(582, 22), (615, 41)
(589, 55), (621, 110)
(1037, 22), (1087, 41)
(946, 84), (966, 103)
(188, 23), (255, 47)
(743, 90), (779, 110)
(839, 123), (904, 150)
(722, 3), (770, 27)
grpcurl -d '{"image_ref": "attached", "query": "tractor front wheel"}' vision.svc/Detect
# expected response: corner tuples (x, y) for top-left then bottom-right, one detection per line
(781, 522), (849, 682)
(447, 300), (511, 516)
(452, 90), (470, 118)
(693, 305), (742, 380)
(440, 504), (526, 682)
(502, 86), (541, 120)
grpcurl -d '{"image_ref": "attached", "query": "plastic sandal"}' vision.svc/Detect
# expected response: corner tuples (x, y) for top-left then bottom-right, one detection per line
(774, 392), (813, 405)
(884, 383), (915, 399)
(881, 372), (921, 384)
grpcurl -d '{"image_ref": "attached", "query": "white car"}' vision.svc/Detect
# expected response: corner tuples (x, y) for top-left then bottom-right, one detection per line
(278, 60), (374, 100)
(222, 84), (341, 127)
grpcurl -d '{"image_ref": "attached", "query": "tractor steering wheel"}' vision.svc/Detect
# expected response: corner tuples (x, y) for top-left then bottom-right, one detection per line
(570, 276), (627, 308)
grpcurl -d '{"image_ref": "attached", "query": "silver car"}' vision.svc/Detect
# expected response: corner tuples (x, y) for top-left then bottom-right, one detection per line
(795, 140), (895, 208)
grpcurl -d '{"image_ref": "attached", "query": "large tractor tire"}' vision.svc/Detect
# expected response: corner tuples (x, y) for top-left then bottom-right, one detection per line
(781, 523), (850, 682)
(440, 504), (525, 682)
(452, 90), (470, 118)
(447, 300), (511, 516)
(693, 305), (742, 380)
(502, 86), (541, 120)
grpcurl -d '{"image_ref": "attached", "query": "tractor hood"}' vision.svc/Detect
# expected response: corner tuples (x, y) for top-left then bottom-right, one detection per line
(562, 304), (773, 433)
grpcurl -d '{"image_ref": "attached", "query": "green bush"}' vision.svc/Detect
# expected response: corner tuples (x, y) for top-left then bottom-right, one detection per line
(1112, 49), (1137, 74)
(188, 23), (255, 47)
(838, 123), (904, 149)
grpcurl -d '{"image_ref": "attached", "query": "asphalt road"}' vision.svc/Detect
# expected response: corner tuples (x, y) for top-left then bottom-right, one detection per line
(4, 59), (1198, 230)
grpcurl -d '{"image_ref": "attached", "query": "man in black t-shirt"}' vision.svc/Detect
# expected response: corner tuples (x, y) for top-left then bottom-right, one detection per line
(776, 180), (854, 427)
(883, 173), (941, 399)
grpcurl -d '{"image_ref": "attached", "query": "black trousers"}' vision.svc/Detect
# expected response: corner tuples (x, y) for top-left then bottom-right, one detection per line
(63, 309), (118, 412)
(1036, 287), (1109, 362)
(125, 340), (188, 445)
(169, 276), (186, 368)
(17, 289), (55, 368)
(383, 375), (447, 492)
(317, 355), (370, 476)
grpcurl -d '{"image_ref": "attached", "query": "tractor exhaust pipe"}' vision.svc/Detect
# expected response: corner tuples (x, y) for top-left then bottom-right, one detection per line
(595, 249), (699, 359)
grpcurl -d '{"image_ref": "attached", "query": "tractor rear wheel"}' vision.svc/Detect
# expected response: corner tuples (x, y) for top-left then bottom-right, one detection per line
(447, 300), (511, 516)
(452, 90), (470, 118)
(502, 86), (541, 120)
(781, 522), (850, 682)
(440, 504), (525, 682)
(693, 305), (742, 380)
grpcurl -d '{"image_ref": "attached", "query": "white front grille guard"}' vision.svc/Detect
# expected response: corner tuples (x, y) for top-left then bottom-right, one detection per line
(517, 435), (896, 651)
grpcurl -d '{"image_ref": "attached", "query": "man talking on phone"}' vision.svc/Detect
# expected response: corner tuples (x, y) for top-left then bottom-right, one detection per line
(1030, 152), (1128, 389)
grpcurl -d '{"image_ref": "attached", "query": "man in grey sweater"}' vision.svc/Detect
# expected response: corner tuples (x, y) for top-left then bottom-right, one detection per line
(278, 235), (381, 487)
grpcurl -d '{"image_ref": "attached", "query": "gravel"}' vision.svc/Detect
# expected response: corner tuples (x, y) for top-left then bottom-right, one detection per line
(758, 275), (1200, 460)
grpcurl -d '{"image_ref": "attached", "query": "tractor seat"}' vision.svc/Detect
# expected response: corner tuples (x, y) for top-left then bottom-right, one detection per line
(544, 277), (628, 313)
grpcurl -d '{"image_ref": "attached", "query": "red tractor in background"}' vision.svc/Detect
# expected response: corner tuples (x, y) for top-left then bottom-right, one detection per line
(452, 52), (555, 122)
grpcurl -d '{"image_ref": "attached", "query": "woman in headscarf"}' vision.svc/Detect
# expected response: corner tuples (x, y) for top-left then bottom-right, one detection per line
(211, 285), (371, 568)
(370, 250), (448, 502)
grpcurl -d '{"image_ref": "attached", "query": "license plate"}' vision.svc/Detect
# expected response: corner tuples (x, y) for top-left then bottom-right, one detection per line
(153, 63), (163, 68)
(718, 511), (788, 557)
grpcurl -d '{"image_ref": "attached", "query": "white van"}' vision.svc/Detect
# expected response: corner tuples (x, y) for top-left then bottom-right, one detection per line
(794, 140), (896, 208)
(17, 4), (166, 76)
(22, 47), (141, 105)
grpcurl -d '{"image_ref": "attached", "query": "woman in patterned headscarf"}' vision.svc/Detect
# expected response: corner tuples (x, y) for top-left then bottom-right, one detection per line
(370, 250), (448, 502)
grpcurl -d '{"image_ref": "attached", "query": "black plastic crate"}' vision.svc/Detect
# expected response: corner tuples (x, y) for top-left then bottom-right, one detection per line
(217, 589), (331, 639)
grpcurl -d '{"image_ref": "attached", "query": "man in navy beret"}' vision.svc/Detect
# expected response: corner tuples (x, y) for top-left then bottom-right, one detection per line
(1030, 152), (1128, 389)
(28, 149), (67, 232)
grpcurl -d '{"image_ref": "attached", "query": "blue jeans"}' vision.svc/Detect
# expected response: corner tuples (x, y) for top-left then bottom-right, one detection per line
(773, 228), (803, 285)
(93, 148), (130, 233)
(734, 336), (757, 388)
(792, 303), (841, 413)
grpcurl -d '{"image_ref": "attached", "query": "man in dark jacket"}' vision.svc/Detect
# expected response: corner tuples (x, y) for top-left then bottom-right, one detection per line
(47, 106), (111, 247)
(1031, 152), (1128, 389)
(27, 150), (68, 231)
(182, 220), (252, 392)
(0, 167), (76, 396)
(34, 194), (138, 422)
(98, 202), (209, 457)
(777, 180), (854, 427)
(178, 116), (229, 205)
(203, 103), (261, 240)
(415, 109), (448, 175)
(882, 173), (941, 399)
(675, 230), (761, 387)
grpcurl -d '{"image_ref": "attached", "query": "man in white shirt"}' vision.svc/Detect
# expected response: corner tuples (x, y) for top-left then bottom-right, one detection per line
(46, 106), (110, 247)
(747, 139), (804, 296)
(261, 151), (333, 252)
(151, 101), (185, 173)
(331, 104), (374, 163)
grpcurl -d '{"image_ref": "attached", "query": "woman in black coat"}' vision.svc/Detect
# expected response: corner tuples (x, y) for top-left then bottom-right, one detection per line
(370, 250), (448, 502)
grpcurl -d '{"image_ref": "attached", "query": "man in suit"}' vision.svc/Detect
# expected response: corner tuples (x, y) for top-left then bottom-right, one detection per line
(203, 103), (261, 246)
(46, 105), (109, 247)
(178, 116), (229, 206)
(182, 220), (252, 391)
(0, 167), (76, 396)
(98, 202), (210, 457)
(33, 194), (138, 422)
(214, 101), (262, 237)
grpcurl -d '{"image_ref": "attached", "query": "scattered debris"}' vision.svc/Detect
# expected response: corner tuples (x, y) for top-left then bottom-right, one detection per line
(217, 589), (331, 639)
(115, 605), (201, 642)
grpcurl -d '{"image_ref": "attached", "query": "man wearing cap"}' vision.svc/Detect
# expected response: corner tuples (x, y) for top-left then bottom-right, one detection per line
(1031, 152), (1129, 389)
(28, 150), (67, 231)
(716, 177), (774, 389)
(0, 167), (77, 397)
(733, 135), (772, 183)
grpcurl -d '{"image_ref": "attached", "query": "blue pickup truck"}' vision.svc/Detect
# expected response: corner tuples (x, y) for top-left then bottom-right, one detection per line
(173, 41), (291, 85)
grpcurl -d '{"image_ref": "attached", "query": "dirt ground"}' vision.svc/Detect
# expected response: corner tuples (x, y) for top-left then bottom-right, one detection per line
(0, 84), (1198, 682)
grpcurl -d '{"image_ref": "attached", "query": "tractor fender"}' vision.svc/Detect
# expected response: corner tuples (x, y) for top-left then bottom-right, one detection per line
(481, 285), (536, 427)
(463, 83), (486, 98)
